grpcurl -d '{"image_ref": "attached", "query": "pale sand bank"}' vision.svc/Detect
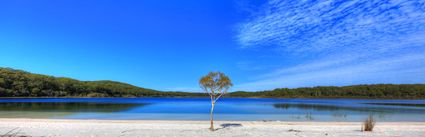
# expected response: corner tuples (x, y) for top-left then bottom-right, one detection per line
(0, 119), (424, 137)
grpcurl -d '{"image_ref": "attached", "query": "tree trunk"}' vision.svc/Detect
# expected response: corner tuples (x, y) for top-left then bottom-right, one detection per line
(209, 102), (215, 131)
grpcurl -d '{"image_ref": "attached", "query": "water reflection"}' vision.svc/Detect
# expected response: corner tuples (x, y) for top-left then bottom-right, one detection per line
(272, 103), (383, 121)
(0, 98), (424, 121)
(272, 103), (425, 113)
(363, 103), (425, 107)
(271, 103), (425, 121)
(0, 102), (145, 112)
(273, 103), (385, 112)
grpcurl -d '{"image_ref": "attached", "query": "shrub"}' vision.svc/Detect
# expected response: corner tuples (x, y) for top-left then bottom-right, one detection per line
(362, 115), (376, 132)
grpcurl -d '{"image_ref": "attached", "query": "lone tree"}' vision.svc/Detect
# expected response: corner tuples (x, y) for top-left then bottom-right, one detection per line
(199, 72), (233, 131)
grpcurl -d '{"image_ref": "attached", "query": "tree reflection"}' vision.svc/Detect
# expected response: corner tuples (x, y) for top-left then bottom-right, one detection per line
(0, 102), (147, 112)
(273, 103), (425, 115)
(274, 103), (387, 112)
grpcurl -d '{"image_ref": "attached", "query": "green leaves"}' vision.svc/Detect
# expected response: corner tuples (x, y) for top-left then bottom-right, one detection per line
(0, 67), (198, 97)
(199, 72), (233, 97)
(0, 78), (5, 86)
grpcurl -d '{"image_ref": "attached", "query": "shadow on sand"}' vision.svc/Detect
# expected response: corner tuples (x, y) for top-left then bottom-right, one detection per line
(216, 123), (243, 130)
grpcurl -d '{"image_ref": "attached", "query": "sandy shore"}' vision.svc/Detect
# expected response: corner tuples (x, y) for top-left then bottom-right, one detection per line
(0, 119), (424, 137)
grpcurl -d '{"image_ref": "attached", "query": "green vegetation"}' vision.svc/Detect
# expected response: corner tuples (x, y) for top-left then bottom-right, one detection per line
(229, 84), (425, 99)
(362, 115), (376, 132)
(199, 72), (233, 131)
(1, 67), (424, 99)
(0, 67), (203, 97)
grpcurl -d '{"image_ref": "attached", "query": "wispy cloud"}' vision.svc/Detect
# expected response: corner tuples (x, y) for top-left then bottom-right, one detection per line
(237, 0), (425, 52)
(235, 0), (425, 91)
(235, 53), (425, 91)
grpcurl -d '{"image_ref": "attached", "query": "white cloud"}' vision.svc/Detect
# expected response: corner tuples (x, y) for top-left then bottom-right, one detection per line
(234, 0), (425, 91)
(235, 53), (425, 91)
(237, 0), (425, 52)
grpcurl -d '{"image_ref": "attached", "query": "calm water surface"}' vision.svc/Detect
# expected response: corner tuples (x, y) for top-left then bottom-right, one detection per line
(0, 98), (424, 121)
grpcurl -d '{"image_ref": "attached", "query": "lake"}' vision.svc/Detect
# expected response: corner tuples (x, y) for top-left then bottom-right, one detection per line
(0, 98), (424, 121)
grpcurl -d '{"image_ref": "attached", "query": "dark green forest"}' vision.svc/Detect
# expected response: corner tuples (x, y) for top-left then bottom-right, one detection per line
(229, 84), (425, 99)
(0, 68), (204, 97)
(1, 67), (424, 99)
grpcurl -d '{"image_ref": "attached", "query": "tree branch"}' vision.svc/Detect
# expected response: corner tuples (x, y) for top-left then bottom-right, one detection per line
(214, 92), (225, 102)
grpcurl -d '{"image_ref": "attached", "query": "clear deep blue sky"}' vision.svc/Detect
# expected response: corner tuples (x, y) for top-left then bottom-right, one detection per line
(1, 0), (425, 92)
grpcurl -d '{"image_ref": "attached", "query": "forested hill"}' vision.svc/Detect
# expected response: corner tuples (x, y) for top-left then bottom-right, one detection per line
(229, 84), (425, 99)
(0, 68), (203, 97)
(1, 67), (424, 99)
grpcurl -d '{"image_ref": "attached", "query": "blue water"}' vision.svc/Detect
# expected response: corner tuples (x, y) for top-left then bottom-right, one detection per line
(0, 98), (424, 121)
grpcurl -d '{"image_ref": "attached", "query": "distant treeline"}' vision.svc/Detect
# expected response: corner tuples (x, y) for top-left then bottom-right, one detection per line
(0, 68), (204, 97)
(229, 84), (425, 99)
(1, 67), (424, 99)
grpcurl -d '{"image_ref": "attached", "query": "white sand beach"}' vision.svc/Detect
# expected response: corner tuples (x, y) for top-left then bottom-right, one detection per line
(0, 119), (424, 137)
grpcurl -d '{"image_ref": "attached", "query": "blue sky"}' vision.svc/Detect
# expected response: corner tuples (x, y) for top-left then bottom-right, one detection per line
(1, 0), (424, 92)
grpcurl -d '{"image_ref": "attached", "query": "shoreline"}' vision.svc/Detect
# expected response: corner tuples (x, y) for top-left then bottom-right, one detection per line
(2, 118), (425, 123)
(0, 118), (424, 137)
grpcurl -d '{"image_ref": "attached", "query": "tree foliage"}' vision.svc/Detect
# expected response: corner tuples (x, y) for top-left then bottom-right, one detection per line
(199, 72), (233, 100)
(229, 84), (425, 99)
(0, 67), (424, 99)
(0, 68), (203, 97)
(199, 71), (233, 131)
